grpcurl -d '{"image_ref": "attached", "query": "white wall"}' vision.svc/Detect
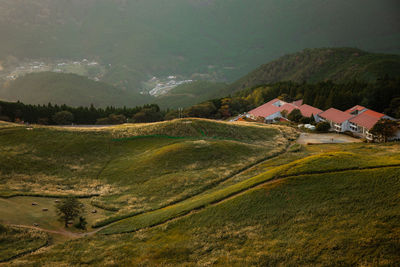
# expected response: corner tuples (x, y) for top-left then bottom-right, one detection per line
(265, 112), (282, 122)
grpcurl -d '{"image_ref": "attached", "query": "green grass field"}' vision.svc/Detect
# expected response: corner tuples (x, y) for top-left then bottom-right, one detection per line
(0, 224), (48, 263)
(1, 119), (399, 265)
(10, 165), (400, 266)
(0, 119), (296, 230)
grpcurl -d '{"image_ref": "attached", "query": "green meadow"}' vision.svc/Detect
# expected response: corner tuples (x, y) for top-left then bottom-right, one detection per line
(1, 119), (399, 265)
(0, 224), (48, 263)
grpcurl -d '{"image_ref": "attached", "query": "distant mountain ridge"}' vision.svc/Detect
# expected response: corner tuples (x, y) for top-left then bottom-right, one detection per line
(228, 48), (400, 93)
(1, 48), (399, 109)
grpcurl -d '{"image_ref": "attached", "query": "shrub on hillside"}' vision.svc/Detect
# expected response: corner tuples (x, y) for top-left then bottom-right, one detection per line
(96, 114), (126, 125)
(184, 102), (217, 118)
(37, 117), (49, 125)
(300, 115), (315, 125)
(287, 109), (303, 122)
(132, 106), (163, 123)
(316, 121), (331, 132)
(56, 198), (84, 228)
(370, 119), (399, 142)
(164, 110), (180, 121)
(52, 111), (74, 125)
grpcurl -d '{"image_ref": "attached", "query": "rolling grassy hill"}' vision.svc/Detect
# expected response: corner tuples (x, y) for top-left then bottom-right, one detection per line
(1, 119), (399, 265)
(227, 48), (400, 93)
(0, 72), (152, 107)
(4, 140), (400, 266)
(0, 119), (296, 230)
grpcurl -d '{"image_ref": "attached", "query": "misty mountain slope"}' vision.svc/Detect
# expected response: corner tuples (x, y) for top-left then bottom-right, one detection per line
(154, 81), (228, 109)
(228, 48), (400, 93)
(0, 0), (399, 90)
(0, 72), (152, 107)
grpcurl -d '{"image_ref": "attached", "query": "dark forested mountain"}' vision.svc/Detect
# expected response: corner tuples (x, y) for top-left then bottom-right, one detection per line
(227, 48), (400, 93)
(0, 72), (151, 107)
(0, 0), (399, 91)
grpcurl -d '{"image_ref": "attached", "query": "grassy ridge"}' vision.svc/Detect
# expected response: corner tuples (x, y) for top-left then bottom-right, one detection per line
(0, 224), (48, 262)
(2, 118), (399, 265)
(14, 166), (400, 266)
(0, 119), (294, 227)
(99, 149), (400, 234)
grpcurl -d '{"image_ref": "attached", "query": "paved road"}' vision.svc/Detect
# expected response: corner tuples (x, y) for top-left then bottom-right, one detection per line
(297, 133), (362, 144)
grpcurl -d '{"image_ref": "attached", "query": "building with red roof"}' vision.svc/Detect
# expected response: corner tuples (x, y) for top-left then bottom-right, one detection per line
(318, 108), (354, 132)
(345, 105), (368, 115)
(363, 109), (387, 119)
(246, 98), (323, 123)
(292, 99), (303, 107)
(279, 103), (298, 115)
(348, 112), (382, 140)
(242, 99), (399, 141)
(247, 98), (286, 122)
(346, 107), (397, 140)
(298, 104), (323, 121)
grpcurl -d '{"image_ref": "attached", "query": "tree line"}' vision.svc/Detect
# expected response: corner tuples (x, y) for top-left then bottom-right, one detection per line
(0, 77), (399, 125)
(0, 101), (164, 125)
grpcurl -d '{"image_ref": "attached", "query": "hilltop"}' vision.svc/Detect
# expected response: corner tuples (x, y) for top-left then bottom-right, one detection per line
(0, 119), (296, 226)
(228, 48), (400, 93)
(0, 72), (152, 107)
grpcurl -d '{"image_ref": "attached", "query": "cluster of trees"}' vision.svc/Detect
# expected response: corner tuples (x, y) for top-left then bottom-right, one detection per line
(56, 198), (87, 229)
(0, 101), (164, 125)
(370, 119), (400, 142)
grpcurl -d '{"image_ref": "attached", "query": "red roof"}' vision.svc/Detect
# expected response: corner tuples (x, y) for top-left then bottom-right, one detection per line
(363, 109), (385, 119)
(292, 99), (303, 107)
(349, 112), (381, 130)
(279, 103), (298, 114)
(318, 108), (354, 124)
(345, 105), (367, 114)
(298, 104), (323, 118)
(248, 99), (282, 118)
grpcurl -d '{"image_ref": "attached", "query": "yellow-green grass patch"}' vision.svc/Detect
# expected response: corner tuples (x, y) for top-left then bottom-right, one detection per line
(98, 149), (400, 233)
(15, 167), (400, 266)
